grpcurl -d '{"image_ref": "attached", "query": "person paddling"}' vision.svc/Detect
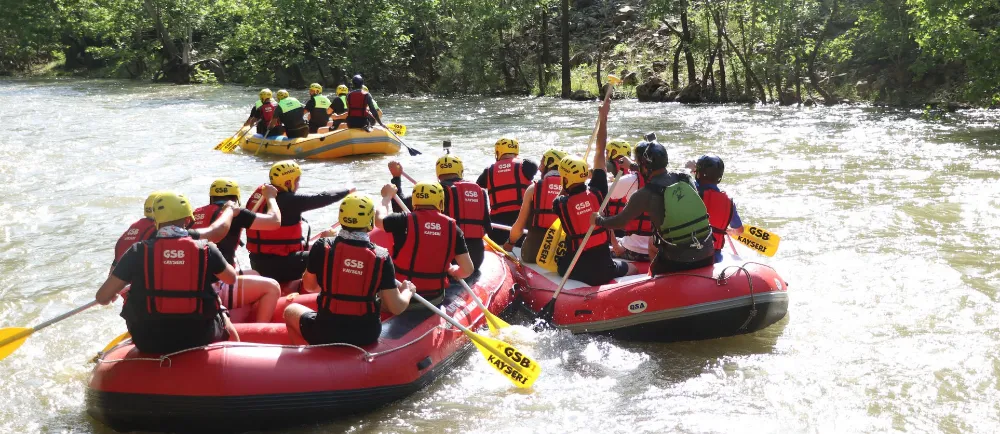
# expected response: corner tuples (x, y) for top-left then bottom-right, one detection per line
(96, 192), (240, 354)
(245, 89), (277, 136)
(687, 154), (744, 262)
(246, 161), (354, 293)
(330, 85), (349, 130)
(476, 138), (539, 244)
(191, 179), (281, 322)
(283, 194), (415, 346)
(504, 148), (566, 263)
(304, 83), (332, 134)
(345, 75), (381, 131)
(387, 157), (491, 269)
(375, 181), (473, 308)
(269, 89), (309, 139)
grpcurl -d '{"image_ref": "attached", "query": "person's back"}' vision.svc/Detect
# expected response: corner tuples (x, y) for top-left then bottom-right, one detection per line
(435, 155), (489, 269)
(305, 83), (332, 134)
(273, 90), (308, 138)
(346, 75), (380, 130)
(691, 154), (743, 262)
(247, 89), (278, 136)
(503, 149), (565, 263)
(476, 138), (538, 243)
(112, 191), (162, 270)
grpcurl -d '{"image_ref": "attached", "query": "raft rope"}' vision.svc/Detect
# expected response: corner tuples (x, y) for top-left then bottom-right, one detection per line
(95, 255), (513, 367)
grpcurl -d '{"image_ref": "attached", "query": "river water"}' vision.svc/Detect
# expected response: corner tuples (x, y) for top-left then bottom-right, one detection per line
(0, 79), (997, 433)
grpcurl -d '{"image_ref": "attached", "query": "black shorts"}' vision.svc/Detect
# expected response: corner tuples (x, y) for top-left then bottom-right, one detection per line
(126, 315), (229, 354)
(286, 124), (309, 138)
(487, 211), (520, 245)
(557, 245), (629, 286)
(249, 252), (308, 283)
(299, 312), (381, 346)
(467, 237), (485, 269)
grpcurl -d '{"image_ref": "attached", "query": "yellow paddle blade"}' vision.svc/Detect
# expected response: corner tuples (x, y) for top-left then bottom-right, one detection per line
(536, 219), (565, 272)
(734, 226), (781, 257)
(483, 236), (520, 265)
(386, 123), (406, 136)
(100, 332), (131, 353)
(0, 327), (34, 361)
(469, 332), (540, 389)
(607, 75), (622, 86)
(482, 310), (511, 336)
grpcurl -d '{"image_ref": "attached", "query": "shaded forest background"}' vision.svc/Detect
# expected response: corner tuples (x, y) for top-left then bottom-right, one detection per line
(1, 0), (997, 106)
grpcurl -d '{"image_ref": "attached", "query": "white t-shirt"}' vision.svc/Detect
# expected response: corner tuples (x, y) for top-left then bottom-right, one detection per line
(607, 173), (649, 255)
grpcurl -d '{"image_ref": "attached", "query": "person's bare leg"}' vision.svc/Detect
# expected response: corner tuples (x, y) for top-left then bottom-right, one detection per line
(283, 303), (313, 343)
(232, 275), (280, 322)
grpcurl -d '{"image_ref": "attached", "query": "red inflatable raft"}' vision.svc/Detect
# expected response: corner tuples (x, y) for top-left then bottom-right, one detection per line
(86, 238), (516, 432)
(512, 249), (788, 341)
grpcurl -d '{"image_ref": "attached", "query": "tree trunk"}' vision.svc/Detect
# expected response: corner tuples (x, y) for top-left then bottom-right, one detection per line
(680, 4), (696, 84)
(715, 12), (766, 103)
(807, 0), (840, 105)
(561, 0), (571, 98)
(596, 51), (603, 92)
(671, 42), (682, 90)
(739, 13), (750, 97)
(795, 58), (802, 105)
(717, 20), (728, 102)
(538, 9), (547, 96)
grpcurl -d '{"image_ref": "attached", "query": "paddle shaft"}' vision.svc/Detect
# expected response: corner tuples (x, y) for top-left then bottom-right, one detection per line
(400, 170), (417, 184)
(308, 222), (341, 243)
(380, 121), (421, 156)
(410, 292), (494, 350)
(549, 172), (624, 301)
(583, 77), (620, 161)
(726, 233), (740, 256)
(393, 195), (411, 213)
(457, 279), (493, 324)
(0, 300), (101, 348)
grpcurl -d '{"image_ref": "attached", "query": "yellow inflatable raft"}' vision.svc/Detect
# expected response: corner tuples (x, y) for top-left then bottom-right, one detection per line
(239, 126), (401, 159)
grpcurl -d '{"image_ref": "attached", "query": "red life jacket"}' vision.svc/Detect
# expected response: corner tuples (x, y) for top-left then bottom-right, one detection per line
(245, 185), (304, 256)
(486, 159), (532, 214)
(531, 174), (562, 230)
(603, 160), (632, 218)
(347, 90), (368, 119)
(137, 236), (218, 318)
(317, 238), (386, 317)
(624, 175), (654, 236)
(393, 209), (457, 299)
(445, 180), (488, 239)
(701, 188), (734, 250)
(190, 202), (225, 230)
(259, 101), (276, 125)
(113, 218), (157, 266)
(556, 189), (609, 252)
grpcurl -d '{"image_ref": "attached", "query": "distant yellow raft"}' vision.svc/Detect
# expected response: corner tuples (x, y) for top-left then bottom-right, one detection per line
(239, 126), (401, 159)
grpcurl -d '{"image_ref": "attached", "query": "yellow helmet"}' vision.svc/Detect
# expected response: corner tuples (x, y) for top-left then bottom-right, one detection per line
(269, 160), (302, 192)
(607, 140), (631, 161)
(435, 155), (464, 178)
(339, 193), (376, 231)
(309, 83), (323, 93)
(259, 88), (272, 100)
(494, 138), (519, 160)
(275, 89), (289, 101)
(209, 178), (240, 202)
(540, 149), (568, 171)
(362, 85), (370, 92)
(143, 190), (166, 219)
(152, 191), (194, 226)
(336, 85), (349, 96)
(558, 156), (590, 188)
(412, 181), (445, 211)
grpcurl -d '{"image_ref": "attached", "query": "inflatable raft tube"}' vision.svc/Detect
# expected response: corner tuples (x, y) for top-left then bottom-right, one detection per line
(239, 126), (401, 159)
(86, 250), (515, 432)
(511, 249), (788, 342)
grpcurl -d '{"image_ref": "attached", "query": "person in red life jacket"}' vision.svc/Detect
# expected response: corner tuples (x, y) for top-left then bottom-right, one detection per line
(96, 192), (240, 354)
(245, 88), (277, 136)
(685, 154), (744, 263)
(191, 179), (282, 322)
(345, 75), (381, 131)
(552, 101), (639, 285)
(475, 138), (539, 244)
(504, 148), (566, 263)
(603, 140), (653, 262)
(112, 191), (235, 273)
(283, 194), (415, 345)
(247, 160), (355, 291)
(387, 156), (491, 269)
(594, 132), (716, 275)
(375, 181), (474, 307)
(268, 89), (309, 139)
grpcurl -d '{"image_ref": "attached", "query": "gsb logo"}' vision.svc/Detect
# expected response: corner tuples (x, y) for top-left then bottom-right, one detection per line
(343, 259), (365, 269)
(574, 202), (591, 211)
(424, 222), (442, 231)
(503, 346), (533, 368)
(464, 190), (478, 198)
(163, 250), (185, 259)
(749, 227), (770, 241)
(214, 187), (228, 194)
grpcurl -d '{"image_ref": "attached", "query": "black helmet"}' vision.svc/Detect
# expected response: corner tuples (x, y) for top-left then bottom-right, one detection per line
(635, 132), (668, 171)
(695, 154), (725, 183)
(351, 74), (364, 89)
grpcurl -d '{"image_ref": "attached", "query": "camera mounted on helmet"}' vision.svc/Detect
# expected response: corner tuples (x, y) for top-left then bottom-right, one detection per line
(634, 132), (668, 181)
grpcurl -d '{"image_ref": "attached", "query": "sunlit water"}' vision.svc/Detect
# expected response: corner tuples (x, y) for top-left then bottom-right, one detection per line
(1, 79), (998, 433)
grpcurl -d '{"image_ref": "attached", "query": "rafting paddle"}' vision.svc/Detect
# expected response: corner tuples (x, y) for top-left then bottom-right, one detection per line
(385, 123), (407, 136)
(456, 279), (510, 336)
(0, 300), (101, 361)
(379, 121), (421, 156)
(583, 75), (622, 161)
(99, 331), (131, 354)
(732, 225), (781, 257)
(537, 171), (624, 325)
(411, 292), (539, 388)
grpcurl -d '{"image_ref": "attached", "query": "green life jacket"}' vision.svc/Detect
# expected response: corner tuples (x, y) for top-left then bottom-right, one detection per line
(658, 181), (712, 247)
(278, 97), (303, 113)
(338, 95), (347, 107)
(312, 94), (331, 109)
